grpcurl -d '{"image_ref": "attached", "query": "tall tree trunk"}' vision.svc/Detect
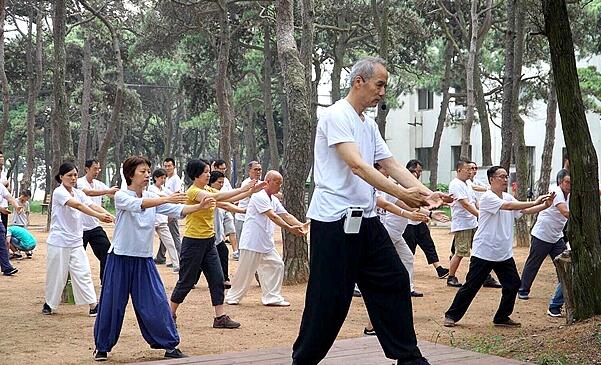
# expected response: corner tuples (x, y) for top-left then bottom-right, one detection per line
(372, 0), (389, 137)
(500, 0), (517, 171)
(215, 1), (234, 179)
(80, 0), (124, 178)
(536, 74), (557, 196)
(22, 6), (44, 193)
(512, 1), (529, 247)
(475, 59), (492, 166)
(429, 42), (453, 191)
(276, 0), (312, 284)
(77, 34), (92, 171)
(279, 75), (290, 162)
(0, 0), (10, 151)
(163, 98), (174, 159)
(330, 14), (349, 103)
(243, 105), (257, 161)
(263, 21), (280, 170)
(544, 0), (601, 320)
(460, 0), (479, 161)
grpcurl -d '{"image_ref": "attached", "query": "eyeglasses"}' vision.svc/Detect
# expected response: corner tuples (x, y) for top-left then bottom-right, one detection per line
(494, 174), (508, 180)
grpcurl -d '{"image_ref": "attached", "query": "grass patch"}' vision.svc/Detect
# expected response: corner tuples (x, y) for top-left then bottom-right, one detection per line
(536, 353), (570, 365)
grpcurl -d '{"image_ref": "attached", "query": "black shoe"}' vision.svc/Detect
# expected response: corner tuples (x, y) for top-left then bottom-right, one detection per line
(166, 263), (174, 268)
(3, 267), (18, 276)
(483, 275), (502, 288)
(493, 318), (521, 327)
(165, 348), (187, 358)
(446, 276), (462, 287)
(398, 357), (431, 365)
(224, 281), (232, 289)
(42, 303), (52, 315)
(26, 251), (33, 258)
(93, 350), (108, 361)
(89, 305), (98, 317)
(436, 266), (450, 279)
(411, 291), (424, 297)
(547, 307), (563, 317)
(153, 258), (166, 265)
(363, 327), (376, 336)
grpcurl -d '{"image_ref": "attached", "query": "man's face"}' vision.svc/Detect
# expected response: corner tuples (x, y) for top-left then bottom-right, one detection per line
(266, 175), (283, 195)
(469, 163), (477, 179)
(155, 175), (166, 187)
(249, 163), (262, 180)
(164, 161), (175, 175)
(356, 64), (388, 108)
(214, 163), (227, 174)
(559, 175), (571, 195)
(211, 177), (225, 190)
(86, 162), (101, 179)
(410, 164), (423, 179)
(457, 164), (471, 181)
(490, 168), (509, 190)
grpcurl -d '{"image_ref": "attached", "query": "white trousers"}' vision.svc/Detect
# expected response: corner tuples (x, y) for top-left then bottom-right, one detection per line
(45, 245), (97, 309)
(155, 223), (179, 268)
(391, 236), (415, 292)
(225, 249), (285, 305)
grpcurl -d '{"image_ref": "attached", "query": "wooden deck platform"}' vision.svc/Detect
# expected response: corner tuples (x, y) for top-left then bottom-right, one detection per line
(134, 336), (526, 365)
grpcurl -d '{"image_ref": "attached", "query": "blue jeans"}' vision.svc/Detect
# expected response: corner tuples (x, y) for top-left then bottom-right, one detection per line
(0, 223), (14, 273)
(549, 282), (564, 310)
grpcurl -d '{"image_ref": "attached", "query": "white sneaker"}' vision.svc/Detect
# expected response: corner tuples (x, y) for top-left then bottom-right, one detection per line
(264, 300), (290, 307)
(226, 300), (239, 305)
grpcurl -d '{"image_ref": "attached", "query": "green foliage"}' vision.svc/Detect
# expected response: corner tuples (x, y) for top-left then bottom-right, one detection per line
(578, 66), (601, 114)
(436, 183), (449, 193)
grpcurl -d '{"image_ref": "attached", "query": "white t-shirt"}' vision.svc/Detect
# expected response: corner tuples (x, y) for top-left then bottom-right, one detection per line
(0, 184), (11, 210)
(448, 178), (478, 232)
(0, 170), (8, 208)
(47, 185), (94, 248)
(148, 184), (173, 225)
(530, 185), (569, 243)
(471, 190), (523, 262)
(222, 177), (233, 192)
(234, 177), (256, 222)
(382, 192), (409, 242)
(165, 173), (183, 194)
(375, 190), (387, 223)
(239, 190), (287, 253)
(77, 177), (109, 231)
(307, 99), (392, 222)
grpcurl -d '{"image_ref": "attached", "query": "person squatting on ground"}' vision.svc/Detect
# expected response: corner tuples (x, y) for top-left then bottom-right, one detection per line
(225, 170), (308, 307)
(7, 225), (36, 259)
(148, 168), (180, 273)
(92, 156), (215, 362)
(232, 160), (263, 260)
(169, 159), (267, 330)
(0, 182), (22, 276)
(43, 162), (114, 317)
(518, 169), (571, 316)
(292, 57), (452, 365)
(209, 170), (246, 288)
(402, 159), (450, 280)
(443, 166), (554, 328)
(155, 157), (183, 265)
(77, 159), (119, 284)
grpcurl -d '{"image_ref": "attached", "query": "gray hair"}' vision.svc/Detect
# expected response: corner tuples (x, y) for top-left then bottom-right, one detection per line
(349, 57), (387, 86)
(556, 169), (570, 185)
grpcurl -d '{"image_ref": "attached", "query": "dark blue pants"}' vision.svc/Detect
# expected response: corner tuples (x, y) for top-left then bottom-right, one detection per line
(94, 253), (179, 352)
(0, 223), (14, 273)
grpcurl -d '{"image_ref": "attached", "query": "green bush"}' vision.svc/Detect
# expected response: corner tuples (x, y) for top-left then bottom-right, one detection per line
(436, 183), (449, 193)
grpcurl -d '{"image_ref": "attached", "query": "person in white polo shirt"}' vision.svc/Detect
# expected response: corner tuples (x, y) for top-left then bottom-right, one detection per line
(154, 157), (183, 265)
(43, 162), (114, 317)
(226, 170), (306, 306)
(444, 166), (554, 328)
(77, 159), (119, 283)
(518, 169), (570, 302)
(232, 160), (263, 260)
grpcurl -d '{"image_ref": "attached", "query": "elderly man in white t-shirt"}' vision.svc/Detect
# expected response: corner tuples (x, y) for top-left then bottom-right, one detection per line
(225, 170), (306, 306)
(155, 157), (183, 264)
(444, 166), (554, 328)
(232, 161), (263, 260)
(518, 169), (570, 304)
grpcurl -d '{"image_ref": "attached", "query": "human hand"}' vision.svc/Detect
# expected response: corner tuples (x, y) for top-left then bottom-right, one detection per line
(166, 192), (187, 204)
(98, 213), (114, 223)
(199, 197), (216, 209)
(426, 192), (454, 209)
(15, 205), (23, 214)
(398, 187), (429, 209)
(242, 179), (258, 191)
(289, 225), (306, 237)
(408, 211), (429, 223)
(0, 207), (10, 215)
(535, 193), (552, 206)
(109, 186), (120, 195)
(542, 192), (556, 208)
(431, 210), (450, 223)
(251, 181), (268, 193)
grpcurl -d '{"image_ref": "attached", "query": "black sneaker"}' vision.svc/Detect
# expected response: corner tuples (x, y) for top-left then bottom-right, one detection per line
(363, 327), (376, 336)
(153, 258), (166, 265)
(26, 251), (33, 258)
(42, 303), (52, 315)
(398, 357), (431, 365)
(547, 307), (563, 317)
(411, 290), (424, 297)
(446, 276), (462, 287)
(89, 305), (98, 317)
(93, 350), (108, 361)
(3, 267), (18, 276)
(164, 348), (187, 358)
(493, 318), (521, 327)
(483, 275), (502, 288)
(213, 315), (241, 329)
(436, 266), (450, 279)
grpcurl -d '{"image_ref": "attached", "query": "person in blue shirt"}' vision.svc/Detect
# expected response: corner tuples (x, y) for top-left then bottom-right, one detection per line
(92, 156), (215, 362)
(6, 225), (36, 258)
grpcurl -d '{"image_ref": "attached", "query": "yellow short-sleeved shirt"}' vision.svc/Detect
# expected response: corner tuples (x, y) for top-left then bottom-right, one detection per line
(184, 185), (218, 239)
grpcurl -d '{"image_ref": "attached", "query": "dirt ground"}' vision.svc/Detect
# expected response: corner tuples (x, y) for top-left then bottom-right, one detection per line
(0, 213), (596, 364)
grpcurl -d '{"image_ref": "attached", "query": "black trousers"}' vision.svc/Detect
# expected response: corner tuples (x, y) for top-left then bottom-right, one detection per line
(402, 222), (439, 264)
(292, 217), (422, 364)
(445, 256), (520, 323)
(170, 236), (224, 306)
(519, 236), (567, 294)
(83, 226), (112, 283)
(216, 241), (229, 281)
(0, 213), (7, 235)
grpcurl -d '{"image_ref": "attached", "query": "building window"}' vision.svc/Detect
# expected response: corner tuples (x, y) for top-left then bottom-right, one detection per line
(417, 89), (434, 110)
(415, 147), (432, 170)
(451, 145), (472, 170)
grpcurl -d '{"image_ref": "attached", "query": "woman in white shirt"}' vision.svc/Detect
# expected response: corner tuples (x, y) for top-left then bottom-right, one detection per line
(149, 168), (179, 273)
(92, 156), (214, 362)
(42, 162), (114, 317)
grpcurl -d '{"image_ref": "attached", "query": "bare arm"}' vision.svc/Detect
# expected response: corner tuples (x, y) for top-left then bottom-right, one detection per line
(264, 209), (305, 236)
(501, 193), (553, 213)
(217, 201), (246, 214)
(194, 182), (267, 203)
(458, 198), (479, 218)
(89, 203), (111, 215)
(471, 184), (487, 192)
(65, 199), (113, 222)
(556, 202), (569, 219)
(181, 197), (216, 215)
(81, 186), (119, 197)
(280, 212), (304, 227)
(141, 193), (186, 209)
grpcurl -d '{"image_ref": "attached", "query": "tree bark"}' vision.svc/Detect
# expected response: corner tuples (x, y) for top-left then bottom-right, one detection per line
(475, 59), (492, 166)
(77, 34), (92, 171)
(500, 0), (517, 171)
(0, 0), (10, 151)
(243, 105), (257, 162)
(263, 21), (280, 171)
(276, 0), (312, 285)
(460, 0), (479, 161)
(544, 0), (601, 320)
(330, 13), (349, 103)
(372, 0), (389, 138)
(554, 251), (575, 324)
(429, 42), (453, 191)
(536, 74), (557, 196)
(22, 6), (44, 193)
